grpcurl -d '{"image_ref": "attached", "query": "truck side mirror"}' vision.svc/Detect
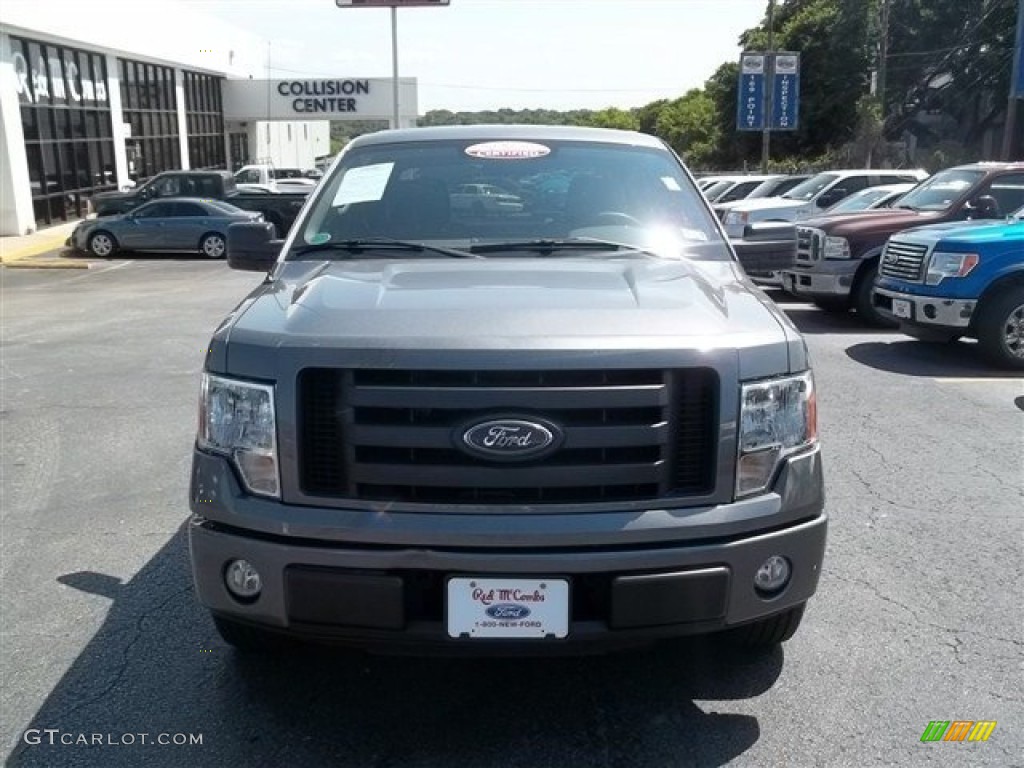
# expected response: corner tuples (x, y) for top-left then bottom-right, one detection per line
(227, 221), (282, 272)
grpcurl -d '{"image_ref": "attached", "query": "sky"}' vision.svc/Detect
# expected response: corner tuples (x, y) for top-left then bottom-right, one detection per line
(184, 0), (769, 113)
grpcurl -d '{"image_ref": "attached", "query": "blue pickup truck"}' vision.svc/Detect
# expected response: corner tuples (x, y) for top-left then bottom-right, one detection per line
(872, 205), (1024, 369)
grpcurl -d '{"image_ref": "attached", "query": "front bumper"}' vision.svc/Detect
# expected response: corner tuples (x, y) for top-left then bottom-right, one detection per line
(189, 449), (826, 652)
(872, 286), (976, 329)
(782, 261), (859, 298)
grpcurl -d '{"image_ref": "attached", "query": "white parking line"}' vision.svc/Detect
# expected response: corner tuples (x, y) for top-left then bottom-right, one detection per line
(932, 377), (1024, 385)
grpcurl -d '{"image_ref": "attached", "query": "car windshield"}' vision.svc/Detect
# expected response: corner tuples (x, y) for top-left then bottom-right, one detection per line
(746, 177), (789, 199)
(293, 138), (729, 260)
(892, 169), (984, 211)
(702, 181), (733, 200)
(824, 188), (892, 214)
(781, 173), (839, 201)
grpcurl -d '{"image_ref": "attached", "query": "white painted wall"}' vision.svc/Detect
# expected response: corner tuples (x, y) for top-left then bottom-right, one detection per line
(0, 32), (34, 235)
(246, 121), (331, 170)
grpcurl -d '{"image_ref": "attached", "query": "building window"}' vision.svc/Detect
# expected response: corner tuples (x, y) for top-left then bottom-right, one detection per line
(119, 58), (180, 181)
(183, 71), (225, 170)
(11, 36), (116, 228)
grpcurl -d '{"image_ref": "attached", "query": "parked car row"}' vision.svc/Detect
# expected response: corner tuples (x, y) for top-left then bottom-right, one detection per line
(89, 170), (310, 238)
(767, 161), (1024, 369)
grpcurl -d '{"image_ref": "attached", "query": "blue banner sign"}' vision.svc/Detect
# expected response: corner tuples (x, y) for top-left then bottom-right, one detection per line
(736, 53), (766, 131)
(772, 52), (800, 130)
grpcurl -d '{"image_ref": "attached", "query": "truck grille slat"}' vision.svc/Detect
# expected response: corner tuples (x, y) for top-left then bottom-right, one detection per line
(879, 240), (927, 281)
(298, 367), (718, 506)
(348, 423), (671, 449)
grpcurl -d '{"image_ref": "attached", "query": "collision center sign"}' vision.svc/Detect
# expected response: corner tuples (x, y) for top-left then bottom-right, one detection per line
(276, 79), (371, 114)
(222, 77), (418, 121)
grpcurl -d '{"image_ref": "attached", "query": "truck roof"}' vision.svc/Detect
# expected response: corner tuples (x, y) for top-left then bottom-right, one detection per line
(348, 124), (668, 149)
(951, 162), (1024, 172)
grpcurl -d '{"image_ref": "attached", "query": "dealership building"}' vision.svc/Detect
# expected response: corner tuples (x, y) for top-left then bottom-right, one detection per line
(0, 0), (418, 236)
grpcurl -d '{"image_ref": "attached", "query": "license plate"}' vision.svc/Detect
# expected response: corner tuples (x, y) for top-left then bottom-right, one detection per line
(893, 298), (912, 319)
(446, 577), (569, 639)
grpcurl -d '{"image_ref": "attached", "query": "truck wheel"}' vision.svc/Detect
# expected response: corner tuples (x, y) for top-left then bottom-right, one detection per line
(199, 233), (226, 259)
(853, 263), (898, 328)
(212, 615), (286, 653)
(976, 287), (1024, 370)
(88, 231), (117, 257)
(728, 603), (805, 647)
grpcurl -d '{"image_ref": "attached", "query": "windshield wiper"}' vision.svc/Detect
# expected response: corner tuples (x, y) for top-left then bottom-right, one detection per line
(290, 238), (481, 259)
(469, 238), (644, 256)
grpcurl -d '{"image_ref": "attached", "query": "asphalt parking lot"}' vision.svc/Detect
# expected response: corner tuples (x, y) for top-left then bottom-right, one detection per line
(2, 255), (1022, 768)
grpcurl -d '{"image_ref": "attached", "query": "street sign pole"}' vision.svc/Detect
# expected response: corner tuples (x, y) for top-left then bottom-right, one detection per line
(335, 0), (451, 129)
(391, 5), (399, 128)
(761, 0), (775, 173)
(1002, 0), (1024, 160)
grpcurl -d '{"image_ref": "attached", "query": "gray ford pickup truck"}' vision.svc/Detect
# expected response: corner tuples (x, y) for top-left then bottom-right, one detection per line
(189, 125), (826, 654)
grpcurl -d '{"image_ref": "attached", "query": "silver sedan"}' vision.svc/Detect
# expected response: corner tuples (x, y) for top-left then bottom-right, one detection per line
(73, 198), (262, 258)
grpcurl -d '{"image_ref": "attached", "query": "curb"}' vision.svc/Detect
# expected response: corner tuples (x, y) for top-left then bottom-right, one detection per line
(1, 226), (81, 268)
(3, 257), (90, 270)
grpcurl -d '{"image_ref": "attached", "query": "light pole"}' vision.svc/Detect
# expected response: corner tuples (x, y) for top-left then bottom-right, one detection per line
(1003, 0), (1024, 160)
(335, 0), (451, 129)
(761, 0), (775, 173)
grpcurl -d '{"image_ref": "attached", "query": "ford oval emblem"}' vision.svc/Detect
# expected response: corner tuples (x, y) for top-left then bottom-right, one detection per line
(458, 417), (563, 462)
(485, 603), (531, 620)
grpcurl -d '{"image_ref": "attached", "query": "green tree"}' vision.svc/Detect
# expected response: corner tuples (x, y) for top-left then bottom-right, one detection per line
(654, 90), (721, 167)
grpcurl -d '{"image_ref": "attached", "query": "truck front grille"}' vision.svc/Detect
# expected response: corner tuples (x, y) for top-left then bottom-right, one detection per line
(795, 227), (820, 262)
(879, 240), (927, 281)
(298, 367), (718, 506)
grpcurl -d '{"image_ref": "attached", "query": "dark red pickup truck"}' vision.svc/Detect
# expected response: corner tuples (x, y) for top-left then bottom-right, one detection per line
(780, 162), (1024, 325)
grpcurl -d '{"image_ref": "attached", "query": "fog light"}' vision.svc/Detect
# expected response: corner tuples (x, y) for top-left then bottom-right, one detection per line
(754, 555), (790, 594)
(224, 559), (262, 600)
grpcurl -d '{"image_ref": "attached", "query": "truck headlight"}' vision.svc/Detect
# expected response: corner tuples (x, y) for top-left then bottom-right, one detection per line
(736, 371), (817, 498)
(198, 373), (279, 498)
(726, 211), (749, 226)
(926, 251), (979, 285)
(822, 236), (851, 259)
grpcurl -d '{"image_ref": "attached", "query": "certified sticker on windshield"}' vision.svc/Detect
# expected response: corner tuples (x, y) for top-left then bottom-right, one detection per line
(465, 141), (550, 160)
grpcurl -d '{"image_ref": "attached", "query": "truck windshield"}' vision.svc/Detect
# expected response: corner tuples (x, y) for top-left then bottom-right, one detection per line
(782, 173), (838, 201)
(293, 139), (730, 260)
(892, 169), (984, 211)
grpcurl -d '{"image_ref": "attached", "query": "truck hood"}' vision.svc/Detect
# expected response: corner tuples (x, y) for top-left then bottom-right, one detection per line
(894, 218), (1024, 247)
(799, 208), (943, 236)
(219, 258), (799, 379)
(89, 189), (134, 204)
(726, 197), (808, 215)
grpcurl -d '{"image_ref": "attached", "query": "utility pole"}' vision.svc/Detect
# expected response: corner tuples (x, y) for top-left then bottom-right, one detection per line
(761, 0), (775, 173)
(877, 0), (889, 115)
(391, 6), (400, 129)
(1003, 0), (1024, 160)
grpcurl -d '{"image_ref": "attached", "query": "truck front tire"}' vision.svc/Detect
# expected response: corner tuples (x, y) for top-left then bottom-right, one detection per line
(976, 287), (1024, 370)
(853, 263), (898, 328)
